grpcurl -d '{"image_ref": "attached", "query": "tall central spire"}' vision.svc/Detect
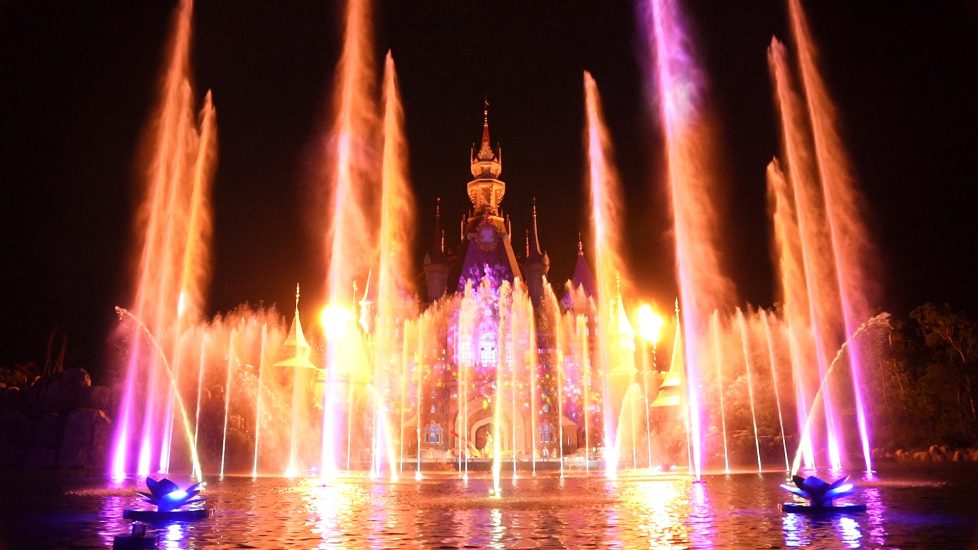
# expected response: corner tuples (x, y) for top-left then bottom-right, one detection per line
(477, 98), (495, 161)
(470, 99), (502, 178)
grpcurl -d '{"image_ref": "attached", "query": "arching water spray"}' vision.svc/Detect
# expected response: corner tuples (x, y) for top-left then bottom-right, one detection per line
(115, 307), (202, 481)
(790, 314), (890, 476)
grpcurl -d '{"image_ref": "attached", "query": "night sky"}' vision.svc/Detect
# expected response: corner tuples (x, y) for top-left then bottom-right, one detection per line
(2, 1), (977, 380)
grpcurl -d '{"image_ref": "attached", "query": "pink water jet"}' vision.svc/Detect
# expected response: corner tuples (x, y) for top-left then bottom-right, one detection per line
(639, 0), (735, 479)
(110, 0), (217, 480)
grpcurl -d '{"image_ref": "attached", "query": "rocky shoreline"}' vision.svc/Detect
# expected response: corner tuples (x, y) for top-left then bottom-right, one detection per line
(873, 445), (978, 464)
(0, 368), (116, 470)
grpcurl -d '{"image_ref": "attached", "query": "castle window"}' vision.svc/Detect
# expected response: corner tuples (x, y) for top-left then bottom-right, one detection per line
(540, 422), (555, 444)
(479, 330), (497, 368)
(425, 422), (444, 444)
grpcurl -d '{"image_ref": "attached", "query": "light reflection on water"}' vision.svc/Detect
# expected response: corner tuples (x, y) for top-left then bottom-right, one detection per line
(2, 468), (978, 548)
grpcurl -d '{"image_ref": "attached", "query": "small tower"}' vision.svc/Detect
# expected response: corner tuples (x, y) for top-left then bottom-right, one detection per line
(423, 197), (450, 301)
(522, 198), (550, 305)
(562, 234), (597, 312)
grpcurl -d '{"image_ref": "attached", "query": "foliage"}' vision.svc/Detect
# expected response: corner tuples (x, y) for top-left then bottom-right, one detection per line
(872, 303), (978, 449)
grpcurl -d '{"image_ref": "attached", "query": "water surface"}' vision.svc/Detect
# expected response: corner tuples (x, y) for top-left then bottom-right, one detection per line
(1, 464), (976, 548)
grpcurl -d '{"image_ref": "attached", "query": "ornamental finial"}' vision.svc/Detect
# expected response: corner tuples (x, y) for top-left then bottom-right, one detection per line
(478, 98), (494, 161)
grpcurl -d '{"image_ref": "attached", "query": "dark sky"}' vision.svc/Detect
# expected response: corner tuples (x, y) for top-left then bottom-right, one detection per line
(3, 1), (977, 379)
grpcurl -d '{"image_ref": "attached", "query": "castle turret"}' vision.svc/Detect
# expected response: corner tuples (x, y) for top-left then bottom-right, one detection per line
(522, 198), (550, 305)
(423, 197), (450, 301)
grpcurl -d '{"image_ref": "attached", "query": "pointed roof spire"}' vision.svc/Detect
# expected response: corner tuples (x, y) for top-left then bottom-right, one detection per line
(568, 236), (597, 298)
(478, 97), (493, 161)
(428, 197), (446, 262)
(527, 197), (545, 262)
(470, 98), (502, 178)
(279, 282), (312, 358)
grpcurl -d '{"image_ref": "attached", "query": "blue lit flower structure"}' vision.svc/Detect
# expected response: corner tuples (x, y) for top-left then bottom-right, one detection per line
(137, 477), (204, 512)
(123, 477), (210, 522)
(780, 475), (866, 513)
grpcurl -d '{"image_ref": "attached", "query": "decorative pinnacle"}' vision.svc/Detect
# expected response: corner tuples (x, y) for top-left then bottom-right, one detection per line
(577, 232), (584, 255)
(477, 98), (495, 161)
(295, 283), (300, 310)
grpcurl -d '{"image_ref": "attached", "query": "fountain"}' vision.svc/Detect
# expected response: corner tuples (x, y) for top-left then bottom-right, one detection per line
(104, 0), (886, 487)
(780, 475), (866, 514)
(123, 477), (208, 521)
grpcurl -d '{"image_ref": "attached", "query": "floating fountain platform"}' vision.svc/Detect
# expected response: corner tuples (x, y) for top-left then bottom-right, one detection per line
(780, 474), (865, 514)
(123, 477), (210, 524)
(123, 508), (210, 522)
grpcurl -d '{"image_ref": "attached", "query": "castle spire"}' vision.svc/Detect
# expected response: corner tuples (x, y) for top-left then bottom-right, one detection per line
(428, 197), (446, 262)
(528, 197), (543, 259)
(469, 99), (502, 180)
(477, 98), (494, 161)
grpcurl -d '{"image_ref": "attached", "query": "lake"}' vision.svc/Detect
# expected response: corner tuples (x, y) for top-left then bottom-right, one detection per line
(1, 464), (976, 548)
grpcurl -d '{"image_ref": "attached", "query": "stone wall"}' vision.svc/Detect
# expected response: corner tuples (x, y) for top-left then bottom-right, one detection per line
(0, 368), (115, 470)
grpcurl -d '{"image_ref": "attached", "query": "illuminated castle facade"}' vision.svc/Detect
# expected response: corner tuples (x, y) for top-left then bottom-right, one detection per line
(412, 105), (594, 462)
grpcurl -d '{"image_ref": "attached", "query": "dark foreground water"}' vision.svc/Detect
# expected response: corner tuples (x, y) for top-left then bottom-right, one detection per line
(1, 464), (977, 548)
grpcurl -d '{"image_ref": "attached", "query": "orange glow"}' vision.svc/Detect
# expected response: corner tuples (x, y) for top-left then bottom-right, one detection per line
(637, 304), (665, 345)
(320, 305), (353, 341)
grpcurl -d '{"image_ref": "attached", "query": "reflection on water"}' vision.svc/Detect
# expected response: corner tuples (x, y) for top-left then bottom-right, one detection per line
(1, 467), (978, 548)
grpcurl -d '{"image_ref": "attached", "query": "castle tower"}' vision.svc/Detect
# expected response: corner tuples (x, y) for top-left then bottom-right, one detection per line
(423, 197), (450, 301)
(457, 100), (522, 289)
(522, 198), (550, 305)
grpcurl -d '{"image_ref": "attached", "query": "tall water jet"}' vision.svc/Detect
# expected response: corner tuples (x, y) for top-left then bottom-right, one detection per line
(639, 0), (735, 479)
(761, 310), (791, 471)
(583, 71), (632, 479)
(765, 160), (815, 468)
(735, 309), (763, 472)
(219, 330), (236, 477)
(371, 51), (416, 481)
(709, 312), (730, 473)
(110, 0), (217, 480)
(788, 0), (876, 472)
(251, 323), (267, 477)
(320, 0), (379, 478)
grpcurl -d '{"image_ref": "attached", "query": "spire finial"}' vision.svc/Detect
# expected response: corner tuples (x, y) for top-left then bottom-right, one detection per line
(577, 232), (584, 255)
(295, 282), (300, 310)
(477, 98), (495, 161)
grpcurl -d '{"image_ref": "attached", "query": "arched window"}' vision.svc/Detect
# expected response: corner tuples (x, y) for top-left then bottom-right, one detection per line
(540, 422), (555, 444)
(479, 330), (497, 368)
(425, 422), (443, 444)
